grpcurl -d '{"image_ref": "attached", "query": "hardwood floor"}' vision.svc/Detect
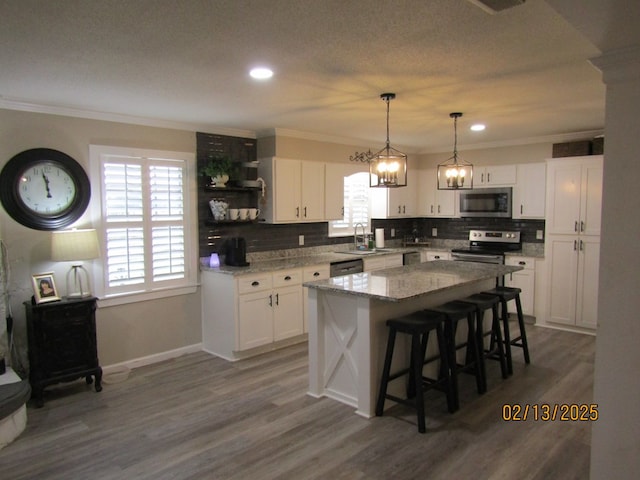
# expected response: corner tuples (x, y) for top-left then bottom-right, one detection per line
(0, 326), (595, 480)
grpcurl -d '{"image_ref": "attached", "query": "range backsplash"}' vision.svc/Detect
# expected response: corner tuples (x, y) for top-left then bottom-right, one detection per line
(200, 217), (545, 257)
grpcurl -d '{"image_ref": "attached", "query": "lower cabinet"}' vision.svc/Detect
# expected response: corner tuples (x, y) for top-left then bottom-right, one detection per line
(202, 268), (305, 360)
(504, 256), (536, 317)
(363, 254), (403, 272)
(421, 251), (451, 262)
(303, 264), (331, 333)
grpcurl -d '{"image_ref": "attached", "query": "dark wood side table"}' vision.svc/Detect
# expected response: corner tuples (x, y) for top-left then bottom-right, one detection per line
(24, 296), (102, 407)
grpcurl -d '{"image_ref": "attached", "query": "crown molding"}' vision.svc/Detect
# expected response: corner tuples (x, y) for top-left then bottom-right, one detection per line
(0, 97), (256, 139)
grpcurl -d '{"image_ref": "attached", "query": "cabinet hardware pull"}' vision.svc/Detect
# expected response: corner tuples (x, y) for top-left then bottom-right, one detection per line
(574, 221), (578, 232)
(481, 173), (484, 183)
(398, 205), (402, 214)
(275, 293), (279, 305)
(430, 205), (434, 214)
(518, 261), (526, 265)
(573, 240), (577, 251)
(580, 240), (584, 251)
(581, 221), (585, 232)
(304, 206), (307, 217)
(251, 281), (260, 286)
(269, 294), (273, 306)
(487, 173), (491, 183)
(437, 205), (441, 214)
(341, 206), (344, 216)
(284, 275), (291, 281)
(434, 255), (440, 259)
(296, 207), (300, 218)
(403, 205), (406, 214)
(313, 272), (320, 277)
(520, 205), (523, 214)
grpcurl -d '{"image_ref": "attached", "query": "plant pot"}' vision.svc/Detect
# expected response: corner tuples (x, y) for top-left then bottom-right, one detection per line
(210, 174), (229, 188)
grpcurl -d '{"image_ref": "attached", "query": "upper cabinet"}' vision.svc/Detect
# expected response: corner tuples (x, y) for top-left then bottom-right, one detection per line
(545, 155), (603, 236)
(258, 157), (325, 223)
(417, 169), (456, 217)
(370, 167), (417, 218)
(512, 163), (546, 219)
(474, 164), (517, 187)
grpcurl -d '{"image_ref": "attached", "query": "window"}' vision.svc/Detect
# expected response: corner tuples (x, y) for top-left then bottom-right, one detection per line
(328, 171), (371, 237)
(90, 145), (197, 304)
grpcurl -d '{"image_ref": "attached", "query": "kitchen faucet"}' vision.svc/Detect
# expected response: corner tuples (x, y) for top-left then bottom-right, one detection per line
(354, 222), (367, 249)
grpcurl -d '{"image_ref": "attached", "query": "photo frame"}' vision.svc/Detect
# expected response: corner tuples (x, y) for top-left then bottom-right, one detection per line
(32, 272), (60, 304)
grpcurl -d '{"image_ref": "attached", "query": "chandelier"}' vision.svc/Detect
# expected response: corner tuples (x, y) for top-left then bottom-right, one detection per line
(350, 93), (407, 188)
(437, 112), (474, 190)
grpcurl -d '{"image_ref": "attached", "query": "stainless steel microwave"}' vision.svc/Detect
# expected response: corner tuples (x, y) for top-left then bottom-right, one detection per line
(459, 187), (512, 218)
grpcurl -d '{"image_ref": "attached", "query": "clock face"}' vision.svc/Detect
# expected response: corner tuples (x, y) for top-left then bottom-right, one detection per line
(0, 148), (91, 230)
(18, 161), (78, 216)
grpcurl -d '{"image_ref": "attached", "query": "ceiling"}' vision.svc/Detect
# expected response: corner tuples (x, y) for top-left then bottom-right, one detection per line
(0, 0), (608, 152)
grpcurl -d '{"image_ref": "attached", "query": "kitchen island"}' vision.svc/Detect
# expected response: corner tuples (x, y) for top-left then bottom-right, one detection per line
(304, 260), (521, 418)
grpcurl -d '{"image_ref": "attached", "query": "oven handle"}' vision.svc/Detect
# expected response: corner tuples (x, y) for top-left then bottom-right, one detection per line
(451, 252), (504, 263)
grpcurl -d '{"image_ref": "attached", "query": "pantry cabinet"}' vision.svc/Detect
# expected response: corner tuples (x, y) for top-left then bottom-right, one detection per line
(417, 169), (456, 217)
(258, 157), (325, 223)
(512, 163), (546, 219)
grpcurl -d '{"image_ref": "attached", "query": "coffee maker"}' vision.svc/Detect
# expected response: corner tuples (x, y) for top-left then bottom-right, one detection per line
(225, 237), (249, 266)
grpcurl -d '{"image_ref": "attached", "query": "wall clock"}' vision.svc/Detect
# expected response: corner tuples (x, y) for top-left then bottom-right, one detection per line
(0, 148), (91, 231)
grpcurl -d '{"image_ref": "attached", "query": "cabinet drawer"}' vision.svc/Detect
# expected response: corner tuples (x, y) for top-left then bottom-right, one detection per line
(237, 273), (273, 294)
(272, 268), (303, 288)
(505, 256), (535, 270)
(303, 264), (330, 282)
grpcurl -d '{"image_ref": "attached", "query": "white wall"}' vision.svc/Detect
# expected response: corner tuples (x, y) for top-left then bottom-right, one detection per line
(0, 109), (202, 369)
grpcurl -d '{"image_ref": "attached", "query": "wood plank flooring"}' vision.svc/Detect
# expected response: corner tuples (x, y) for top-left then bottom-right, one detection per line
(0, 326), (595, 480)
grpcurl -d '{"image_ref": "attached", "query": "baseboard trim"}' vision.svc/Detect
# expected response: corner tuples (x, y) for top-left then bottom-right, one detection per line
(102, 343), (203, 374)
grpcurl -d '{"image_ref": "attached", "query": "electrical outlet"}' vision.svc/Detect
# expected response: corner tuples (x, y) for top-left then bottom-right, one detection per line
(536, 230), (544, 240)
(299, 235), (305, 246)
(432, 227), (438, 237)
(391, 228), (395, 237)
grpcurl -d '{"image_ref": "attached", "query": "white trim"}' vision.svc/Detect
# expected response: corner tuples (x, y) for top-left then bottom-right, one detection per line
(96, 284), (198, 308)
(101, 343), (203, 375)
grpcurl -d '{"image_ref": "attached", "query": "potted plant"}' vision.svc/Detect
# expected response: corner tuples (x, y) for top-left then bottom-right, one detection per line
(200, 156), (234, 187)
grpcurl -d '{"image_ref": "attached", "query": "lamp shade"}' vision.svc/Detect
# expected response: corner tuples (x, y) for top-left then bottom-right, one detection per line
(51, 229), (100, 262)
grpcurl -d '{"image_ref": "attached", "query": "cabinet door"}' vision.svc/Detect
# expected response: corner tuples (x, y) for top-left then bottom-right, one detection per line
(505, 257), (535, 316)
(580, 160), (603, 236)
(273, 284), (303, 341)
(513, 163), (546, 219)
(478, 165), (516, 186)
(363, 257), (386, 271)
(546, 235), (579, 326)
(273, 158), (302, 222)
(238, 291), (273, 350)
(576, 236), (600, 329)
(418, 169), (456, 217)
(384, 254), (404, 268)
(303, 264), (330, 333)
(546, 162), (582, 234)
(301, 161), (325, 221)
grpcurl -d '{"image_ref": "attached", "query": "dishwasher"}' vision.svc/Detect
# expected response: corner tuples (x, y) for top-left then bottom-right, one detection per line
(329, 258), (364, 277)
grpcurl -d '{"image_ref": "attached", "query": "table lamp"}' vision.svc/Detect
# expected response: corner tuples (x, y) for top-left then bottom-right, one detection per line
(51, 228), (100, 298)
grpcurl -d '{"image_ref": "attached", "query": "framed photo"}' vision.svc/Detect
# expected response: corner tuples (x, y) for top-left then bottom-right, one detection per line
(32, 272), (60, 304)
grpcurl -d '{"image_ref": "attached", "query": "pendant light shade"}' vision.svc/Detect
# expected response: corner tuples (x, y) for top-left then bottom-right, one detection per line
(350, 93), (407, 188)
(437, 112), (474, 190)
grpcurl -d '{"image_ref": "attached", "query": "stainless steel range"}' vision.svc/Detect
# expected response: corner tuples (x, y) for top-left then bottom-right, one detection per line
(451, 229), (521, 264)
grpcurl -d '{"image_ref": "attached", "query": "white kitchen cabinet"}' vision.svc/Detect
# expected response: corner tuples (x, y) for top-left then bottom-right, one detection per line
(417, 169), (456, 217)
(363, 254), (403, 271)
(370, 167), (417, 218)
(545, 156), (603, 235)
(512, 163), (546, 219)
(545, 235), (600, 329)
(325, 163), (367, 221)
(421, 251), (451, 262)
(475, 165), (516, 187)
(303, 263), (330, 333)
(258, 157), (325, 223)
(504, 256), (535, 317)
(202, 268), (304, 361)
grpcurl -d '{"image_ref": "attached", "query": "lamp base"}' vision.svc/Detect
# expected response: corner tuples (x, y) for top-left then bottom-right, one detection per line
(66, 291), (93, 299)
(66, 264), (93, 299)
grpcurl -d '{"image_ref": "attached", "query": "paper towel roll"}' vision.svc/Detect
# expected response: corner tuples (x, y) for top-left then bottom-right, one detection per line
(375, 228), (385, 248)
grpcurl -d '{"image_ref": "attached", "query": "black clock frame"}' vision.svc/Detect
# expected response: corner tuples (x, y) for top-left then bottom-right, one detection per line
(0, 148), (91, 231)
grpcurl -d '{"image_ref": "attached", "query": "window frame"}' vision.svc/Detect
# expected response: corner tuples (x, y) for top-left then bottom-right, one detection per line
(89, 145), (198, 307)
(328, 170), (373, 238)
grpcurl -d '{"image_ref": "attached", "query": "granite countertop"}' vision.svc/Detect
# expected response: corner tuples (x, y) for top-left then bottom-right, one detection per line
(303, 260), (522, 303)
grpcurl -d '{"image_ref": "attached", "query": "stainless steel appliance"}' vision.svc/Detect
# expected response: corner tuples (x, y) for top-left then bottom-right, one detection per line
(451, 229), (521, 265)
(330, 258), (363, 277)
(402, 251), (421, 265)
(459, 187), (512, 218)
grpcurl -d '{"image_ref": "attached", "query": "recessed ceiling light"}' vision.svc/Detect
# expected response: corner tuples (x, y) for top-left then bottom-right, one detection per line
(249, 67), (273, 80)
(470, 123), (486, 132)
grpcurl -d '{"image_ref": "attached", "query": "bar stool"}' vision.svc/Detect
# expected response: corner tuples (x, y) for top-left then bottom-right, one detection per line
(459, 293), (508, 389)
(482, 286), (531, 375)
(375, 310), (455, 433)
(424, 301), (484, 410)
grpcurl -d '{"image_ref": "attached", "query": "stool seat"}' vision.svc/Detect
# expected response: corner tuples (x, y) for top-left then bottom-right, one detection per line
(482, 286), (531, 374)
(376, 310), (455, 433)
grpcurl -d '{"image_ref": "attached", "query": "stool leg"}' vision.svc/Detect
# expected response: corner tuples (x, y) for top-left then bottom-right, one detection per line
(436, 323), (456, 414)
(376, 328), (396, 417)
(444, 318), (460, 411)
(411, 333), (427, 433)
(472, 309), (488, 394)
(407, 330), (430, 399)
(499, 297), (514, 375)
(514, 294), (531, 364)
(491, 302), (508, 379)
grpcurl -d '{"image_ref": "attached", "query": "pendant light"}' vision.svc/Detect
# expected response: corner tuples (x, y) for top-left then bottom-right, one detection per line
(437, 112), (474, 190)
(350, 93), (407, 188)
